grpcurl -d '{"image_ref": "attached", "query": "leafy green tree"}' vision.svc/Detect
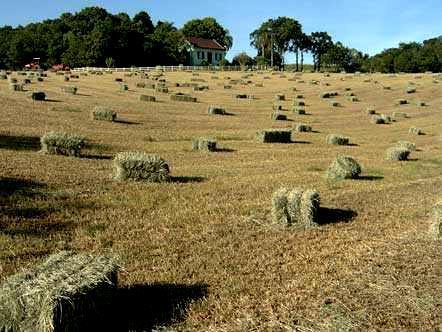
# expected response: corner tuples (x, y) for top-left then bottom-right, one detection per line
(232, 52), (254, 67)
(310, 31), (333, 71)
(181, 17), (233, 50)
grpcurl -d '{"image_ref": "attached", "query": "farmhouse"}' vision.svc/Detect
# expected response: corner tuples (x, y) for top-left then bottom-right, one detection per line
(185, 37), (226, 66)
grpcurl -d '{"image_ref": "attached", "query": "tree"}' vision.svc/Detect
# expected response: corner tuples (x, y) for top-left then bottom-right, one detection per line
(232, 52), (254, 67)
(310, 31), (333, 71)
(299, 33), (312, 72)
(105, 57), (114, 68)
(181, 17), (233, 50)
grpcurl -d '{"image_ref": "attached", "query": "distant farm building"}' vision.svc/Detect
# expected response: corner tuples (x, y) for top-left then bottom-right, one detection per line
(185, 37), (226, 65)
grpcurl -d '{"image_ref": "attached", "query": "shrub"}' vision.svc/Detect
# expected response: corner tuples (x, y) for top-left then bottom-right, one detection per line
(139, 95), (156, 102)
(271, 188), (320, 227)
(113, 152), (170, 182)
(326, 134), (349, 145)
(29, 91), (46, 101)
(9, 83), (24, 91)
(62, 86), (78, 95)
(0, 251), (119, 332)
(208, 106), (226, 115)
(192, 137), (217, 152)
(294, 123), (312, 132)
(275, 94), (285, 101)
(271, 112), (287, 121)
(91, 106), (116, 121)
(170, 93), (197, 102)
(396, 141), (416, 151)
(40, 132), (85, 157)
(386, 147), (410, 161)
(409, 126), (423, 135)
(326, 155), (361, 180)
(293, 107), (306, 115)
(22, 78), (31, 84)
(257, 129), (292, 143)
(430, 201), (442, 240)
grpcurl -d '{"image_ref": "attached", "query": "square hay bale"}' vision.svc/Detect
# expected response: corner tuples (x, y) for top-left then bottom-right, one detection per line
(37, 77), (44, 82)
(320, 92), (331, 98)
(9, 83), (24, 91)
(396, 99), (408, 105)
(136, 82), (146, 88)
(386, 147), (410, 161)
(272, 104), (283, 111)
(366, 107), (376, 115)
(113, 152), (170, 182)
(235, 94), (248, 99)
(430, 201), (442, 240)
(138, 94), (155, 102)
(416, 101), (426, 107)
(170, 93), (197, 102)
(272, 188), (320, 227)
(293, 100), (305, 107)
(406, 86), (416, 93)
(380, 114), (392, 123)
(347, 96), (358, 102)
(0, 74), (7, 80)
(62, 86), (78, 95)
(193, 85), (209, 91)
(192, 137), (217, 152)
(64, 76), (70, 82)
(8, 78), (17, 83)
(156, 86), (169, 93)
(22, 78), (31, 84)
(275, 94), (285, 101)
(40, 132), (85, 157)
(293, 107), (306, 115)
(28, 91), (46, 101)
(120, 84), (129, 91)
(91, 106), (117, 122)
(257, 130), (292, 143)
(271, 112), (287, 121)
(208, 106), (226, 115)
(326, 155), (361, 180)
(223, 85), (232, 89)
(371, 115), (386, 124)
(330, 101), (340, 107)
(294, 123), (312, 132)
(0, 251), (119, 332)
(409, 126), (423, 135)
(326, 134), (349, 145)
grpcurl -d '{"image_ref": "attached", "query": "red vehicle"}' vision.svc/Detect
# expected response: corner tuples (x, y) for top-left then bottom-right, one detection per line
(52, 63), (70, 72)
(24, 58), (41, 71)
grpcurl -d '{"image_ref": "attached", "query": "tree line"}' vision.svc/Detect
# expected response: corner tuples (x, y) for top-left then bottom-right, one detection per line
(0, 7), (440, 73)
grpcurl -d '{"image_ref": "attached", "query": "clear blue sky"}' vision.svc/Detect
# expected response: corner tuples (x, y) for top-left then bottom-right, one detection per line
(1, 0), (441, 63)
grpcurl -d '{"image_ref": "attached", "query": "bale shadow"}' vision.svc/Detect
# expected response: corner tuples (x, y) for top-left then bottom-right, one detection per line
(347, 143), (359, 147)
(0, 177), (45, 196)
(44, 99), (62, 103)
(171, 176), (205, 183)
(81, 154), (113, 160)
(215, 148), (235, 153)
(109, 282), (209, 331)
(357, 175), (384, 181)
(0, 134), (41, 151)
(317, 207), (357, 225)
(114, 119), (141, 125)
(293, 141), (311, 144)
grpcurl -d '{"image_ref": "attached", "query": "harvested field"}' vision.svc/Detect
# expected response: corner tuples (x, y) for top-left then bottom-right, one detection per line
(0, 70), (441, 331)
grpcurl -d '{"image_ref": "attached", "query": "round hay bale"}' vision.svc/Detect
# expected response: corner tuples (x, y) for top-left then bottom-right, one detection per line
(326, 134), (349, 145)
(386, 147), (410, 161)
(326, 155), (361, 180)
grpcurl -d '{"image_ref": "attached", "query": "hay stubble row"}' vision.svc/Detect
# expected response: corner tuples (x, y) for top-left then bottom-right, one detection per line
(0, 69), (441, 330)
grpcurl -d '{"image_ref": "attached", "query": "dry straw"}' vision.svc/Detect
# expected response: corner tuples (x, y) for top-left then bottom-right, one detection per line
(271, 188), (320, 227)
(40, 132), (85, 157)
(0, 251), (119, 332)
(113, 152), (170, 182)
(326, 155), (361, 180)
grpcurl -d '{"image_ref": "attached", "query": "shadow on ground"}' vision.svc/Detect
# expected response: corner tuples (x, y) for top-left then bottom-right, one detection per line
(317, 207), (358, 225)
(171, 176), (205, 183)
(0, 134), (41, 151)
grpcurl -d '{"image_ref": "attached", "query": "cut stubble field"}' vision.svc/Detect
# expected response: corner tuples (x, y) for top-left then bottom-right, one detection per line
(0, 70), (441, 331)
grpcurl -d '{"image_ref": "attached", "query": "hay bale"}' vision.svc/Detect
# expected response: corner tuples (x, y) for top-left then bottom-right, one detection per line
(192, 137), (217, 152)
(272, 188), (320, 227)
(223, 85), (232, 89)
(396, 99), (408, 105)
(156, 86), (169, 93)
(347, 96), (358, 102)
(120, 84), (128, 91)
(295, 94), (304, 99)
(0, 251), (119, 332)
(257, 130), (292, 143)
(380, 114), (392, 123)
(271, 112), (287, 121)
(416, 101), (426, 107)
(136, 82), (146, 88)
(275, 94), (285, 101)
(293, 107), (306, 115)
(170, 93), (197, 102)
(208, 106), (226, 115)
(430, 201), (442, 240)
(62, 86), (78, 95)
(294, 123), (312, 132)
(326, 155), (361, 180)
(139, 94), (156, 102)
(0, 74), (7, 80)
(366, 106), (376, 115)
(235, 94), (248, 99)
(320, 92), (331, 98)
(272, 104), (283, 111)
(29, 91), (46, 101)
(409, 126), (423, 135)
(293, 100), (305, 107)
(41, 132), (85, 157)
(326, 134), (349, 145)
(113, 152), (170, 182)
(91, 106), (116, 122)
(371, 115), (386, 124)
(64, 76), (70, 82)
(406, 86), (416, 93)
(396, 141), (416, 151)
(37, 77), (44, 82)
(9, 83), (24, 91)
(8, 78), (17, 84)
(330, 101), (340, 107)
(386, 147), (410, 161)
